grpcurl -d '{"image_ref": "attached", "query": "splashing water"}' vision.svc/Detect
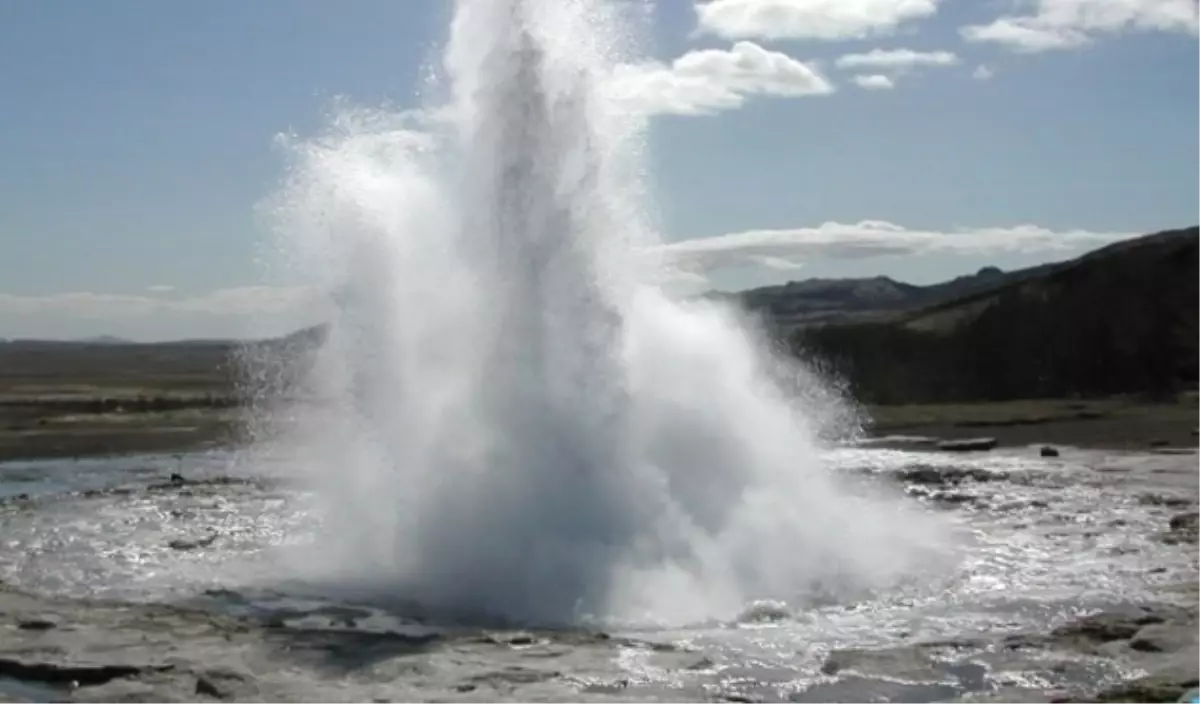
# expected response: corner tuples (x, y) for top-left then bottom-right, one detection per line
(248, 0), (955, 627)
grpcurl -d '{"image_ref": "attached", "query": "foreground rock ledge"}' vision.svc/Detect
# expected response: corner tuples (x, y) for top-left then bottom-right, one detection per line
(0, 581), (1196, 703)
(0, 582), (678, 703)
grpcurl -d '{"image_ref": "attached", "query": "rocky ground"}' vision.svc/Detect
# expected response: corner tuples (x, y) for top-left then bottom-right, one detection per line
(864, 397), (1199, 452)
(0, 580), (675, 703)
(0, 444), (1196, 703)
(0, 580), (1195, 702)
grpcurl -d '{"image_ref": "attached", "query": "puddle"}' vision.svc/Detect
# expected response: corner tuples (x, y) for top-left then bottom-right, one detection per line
(0, 676), (69, 703)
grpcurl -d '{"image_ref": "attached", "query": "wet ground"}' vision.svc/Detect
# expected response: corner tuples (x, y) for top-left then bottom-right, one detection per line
(0, 444), (1196, 702)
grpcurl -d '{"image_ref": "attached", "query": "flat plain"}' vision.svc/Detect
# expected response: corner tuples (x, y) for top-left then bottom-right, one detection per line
(1, 340), (1195, 462)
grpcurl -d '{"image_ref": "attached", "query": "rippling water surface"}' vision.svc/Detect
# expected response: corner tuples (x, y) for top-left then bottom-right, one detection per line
(2, 445), (1194, 701)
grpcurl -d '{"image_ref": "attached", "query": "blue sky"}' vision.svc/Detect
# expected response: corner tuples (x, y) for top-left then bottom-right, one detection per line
(0, 0), (1196, 340)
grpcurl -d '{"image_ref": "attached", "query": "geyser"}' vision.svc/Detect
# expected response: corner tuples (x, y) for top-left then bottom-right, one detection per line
(251, 0), (952, 627)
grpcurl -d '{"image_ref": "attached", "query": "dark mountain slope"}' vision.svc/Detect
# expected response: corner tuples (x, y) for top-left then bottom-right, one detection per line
(791, 226), (1199, 404)
(715, 258), (1064, 330)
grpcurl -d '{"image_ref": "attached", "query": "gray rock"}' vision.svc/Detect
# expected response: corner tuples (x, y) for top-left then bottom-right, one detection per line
(820, 647), (931, 678)
(0, 581), (645, 702)
(938, 437), (998, 452)
(166, 532), (218, 551)
(1050, 611), (1151, 646)
(1090, 680), (1198, 703)
(1131, 624), (1197, 653)
(898, 465), (1005, 486)
(1163, 512), (1199, 545)
(1138, 494), (1194, 508)
(16, 617), (58, 631)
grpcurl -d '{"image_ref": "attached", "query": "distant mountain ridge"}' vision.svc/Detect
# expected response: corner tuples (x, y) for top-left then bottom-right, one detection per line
(790, 225), (1199, 403)
(1, 224), (1192, 406)
(706, 260), (1061, 330)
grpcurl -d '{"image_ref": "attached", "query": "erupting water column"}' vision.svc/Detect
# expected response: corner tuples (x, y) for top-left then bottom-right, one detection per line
(254, 0), (953, 627)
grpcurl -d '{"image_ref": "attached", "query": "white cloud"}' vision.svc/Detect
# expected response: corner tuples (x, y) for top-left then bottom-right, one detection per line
(0, 223), (1147, 338)
(962, 0), (1198, 52)
(972, 64), (995, 80)
(961, 17), (1091, 51)
(0, 286), (316, 318)
(694, 0), (943, 41)
(608, 41), (834, 116)
(657, 220), (1138, 276)
(836, 48), (959, 70)
(146, 284), (176, 293)
(0, 286), (323, 341)
(852, 74), (897, 89)
(751, 256), (808, 271)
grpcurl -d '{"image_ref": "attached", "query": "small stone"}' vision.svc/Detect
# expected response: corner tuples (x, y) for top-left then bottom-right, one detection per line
(938, 437), (998, 452)
(1139, 494), (1192, 508)
(167, 532), (218, 551)
(1051, 612), (1143, 643)
(195, 676), (224, 699)
(1164, 512), (1199, 545)
(898, 465), (1002, 486)
(17, 618), (58, 631)
(1040, 445), (1060, 457)
(1169, 512), (1198, 532)
(927, 491), (980, 507)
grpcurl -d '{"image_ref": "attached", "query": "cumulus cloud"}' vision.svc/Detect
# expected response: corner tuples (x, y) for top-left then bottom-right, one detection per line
(694, 0), (943, 41)
(852, 74), (896, 89)
(961, 0), (1198, 52)
(608, 41), (833, 116)
(835, 49), (959, 70)
(972, 64), (995, 80)
(657, 220), (1138, 275)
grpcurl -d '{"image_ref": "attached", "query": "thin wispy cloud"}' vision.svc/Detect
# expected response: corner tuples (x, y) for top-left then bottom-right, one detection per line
(657, 220), (1139, 276)
(0, 221), (1141, 334)
(0, 286), (326, 342)
(693, 0), (944, 41)
(0, 286), (318, 319)
(961, 0), (1199, 52)
(835, 49), (959, 70)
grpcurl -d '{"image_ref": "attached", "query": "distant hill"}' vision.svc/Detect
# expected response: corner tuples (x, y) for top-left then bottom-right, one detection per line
(0, 337), (238, 397)
(709, 260), (1060, 331)
(790, 226), (1199, 404)
(5, 226), (1192, 407)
